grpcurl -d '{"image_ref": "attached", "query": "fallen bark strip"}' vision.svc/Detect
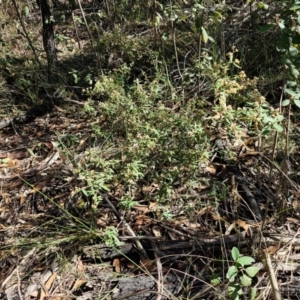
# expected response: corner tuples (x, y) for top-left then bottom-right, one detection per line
(0, 97), (82, 130)
(0, 102), (54, 130)
(83, 231), (300, 261)
(76, 265), (194, 300)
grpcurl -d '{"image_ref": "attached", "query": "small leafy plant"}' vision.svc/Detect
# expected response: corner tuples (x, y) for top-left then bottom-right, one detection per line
(226, 247), (260, 300)
(102, 226), (123, 248)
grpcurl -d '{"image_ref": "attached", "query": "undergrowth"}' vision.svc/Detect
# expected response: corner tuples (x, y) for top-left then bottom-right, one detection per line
(1, 0), (300, 299)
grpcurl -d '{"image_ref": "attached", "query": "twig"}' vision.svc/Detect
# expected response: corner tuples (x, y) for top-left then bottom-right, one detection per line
(260, 83), (287, 241)
(63, 97), (86, 105)
(16, 268), (24, 300)
(100, 193), (149, 259)
(143, 229), (165, 300)
(11, 0), (42, 67)
(71, 10), (81, 50)
(263, 251), (281, 300)
(260, 154), (299, 191)
(119, 236), (161, 240)
(77, 0), (102, 70)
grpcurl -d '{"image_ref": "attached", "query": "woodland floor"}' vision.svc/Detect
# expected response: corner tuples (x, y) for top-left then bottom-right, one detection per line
(1, 96), (300, 300)
(1, 1), (300, 299)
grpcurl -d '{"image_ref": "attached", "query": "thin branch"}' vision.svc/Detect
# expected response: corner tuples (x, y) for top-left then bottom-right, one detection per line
(11, 0), (42, 67)
(100, 193), (149, 259)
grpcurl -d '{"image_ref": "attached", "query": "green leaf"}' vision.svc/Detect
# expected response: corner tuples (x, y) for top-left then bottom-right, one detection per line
(258, 24), (274, 32)
(82, 188), (88, 196)
(240, 274), (252, 287)
(0, 158), (10, 163)
(294, 99), (300, 107)
(24, 6), (29, 17)
(249, 287), (257, 300)
(293, 34), (300, 44)
(245, 266), (260, 277)
(285, 88), (297, 97)
(281, 56), (292, 65)
(237, 256), (255, 266)
(289, 46), (299, 57)
(262, 127), (270, 135)
(226, 266), (238, 281)
(228, 282), (243, 300)
(257, 2), (268, 10)
(276, 115), (285, 122)
(263, 115), (273, 123)
(27, 148), (35, 156)
(277, 35), (291, 51)
(273, 123), (283, 132)
(287, 80), (297, 87)
(290, 5), (300, 10)
(278, 21), (285, 29)
(201, 26), (208, 44)
(195, 17), (202, 33)
(231, 247), (240, 261)
(289, 65), (299, 78)
(281, 99), (290, 106)
(211, 274), (221, 285)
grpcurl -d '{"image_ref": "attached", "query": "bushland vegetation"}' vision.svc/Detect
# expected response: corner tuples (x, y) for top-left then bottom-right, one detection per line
(1, 0), (300, 299)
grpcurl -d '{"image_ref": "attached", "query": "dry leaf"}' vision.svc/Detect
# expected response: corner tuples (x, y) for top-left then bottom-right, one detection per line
(149, 202), (158, 210)
(77, 259), (84, 272)
(152, 225), (162, 238)
(7, 150), (29, 160)
(72, 278), (87, 291)
(197, 206), (213, 216)
(39, 272), (56, 300)
(141, 259), (156, 273)
(236, 219), (251, 232)
(134, 205), (149, 213)
(205, 165), (217, 174)
(287, 217), (300, 224)
(113, 258), (122, 273)
(96, 218), (107, 227)
(266, 243), (281, 255)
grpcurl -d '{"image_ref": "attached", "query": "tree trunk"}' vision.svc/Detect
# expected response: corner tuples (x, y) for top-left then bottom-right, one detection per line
(37, 0), (57, 82)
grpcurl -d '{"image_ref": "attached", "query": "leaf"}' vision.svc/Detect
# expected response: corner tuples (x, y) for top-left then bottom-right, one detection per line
(82, 188), (88, 196)
(281, 99), (290, 106)
(290, 5), (300, 10)
(194, 17), (202, 33)
(290, 65), (299, 79)
(231, 247), (240, 261)
(228, 282), (243, 300)
(278, 21), (285, 29)
(289, 46), (299, 57)
(240, 274), (252, 287)
(273, 123), (283, 132)
(201, 26), (208, 44)
(257, 2), (268, 10)
(276, 115), (284, 122)
(245, 266), (260, 277)
(285, 88), (297, 97)
(249, 287), (257, 300)
(287, 80), (297, 87)
(226, 266), (238, 281)
(294, 99), (300, 107)
(237, 256), (255, 266)
(210, 274), (221, 285)
(262, 127), (270, 135)
(236, 219), (251, 232)
(277, 35), (291, 52)
(293, 34), (300, 44)
(258, 24), (274, 32)
(24, 6), (29, 17)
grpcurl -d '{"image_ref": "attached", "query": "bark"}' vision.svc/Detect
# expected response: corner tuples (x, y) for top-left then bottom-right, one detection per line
(37, 0), (57, 82)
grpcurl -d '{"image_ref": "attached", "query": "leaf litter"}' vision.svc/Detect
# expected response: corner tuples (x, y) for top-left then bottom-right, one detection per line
(0, 103), (300, 300)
